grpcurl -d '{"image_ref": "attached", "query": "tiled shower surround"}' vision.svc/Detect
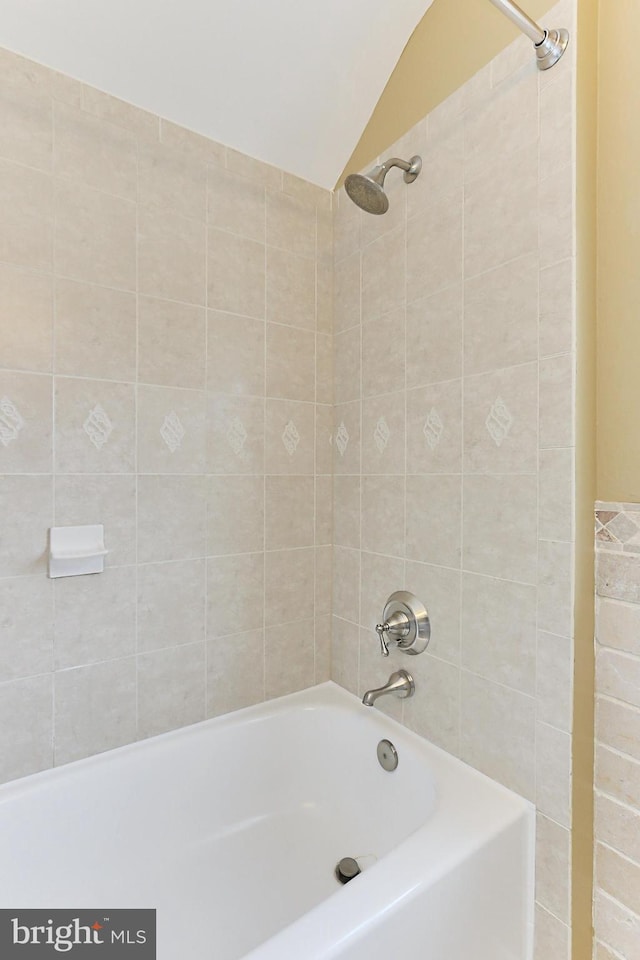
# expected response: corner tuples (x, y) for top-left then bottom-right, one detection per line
(0, 4), (580, 958)
(594, 503), (640, 959)
(330, 2), (577, 957)
(0, 46), (333, 779)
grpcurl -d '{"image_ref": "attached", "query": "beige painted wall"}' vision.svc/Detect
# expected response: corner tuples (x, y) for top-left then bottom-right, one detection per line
(597, 2), (640, 501)
(341, 0), (557, 181)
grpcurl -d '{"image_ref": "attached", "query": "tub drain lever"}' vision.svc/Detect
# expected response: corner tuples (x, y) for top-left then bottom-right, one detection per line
(335, 857), (361, 885)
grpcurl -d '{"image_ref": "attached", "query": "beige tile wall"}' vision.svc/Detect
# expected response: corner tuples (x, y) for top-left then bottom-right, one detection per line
(0, 44), (333, 781)
(593, 503), (640, 959)
(331, 3), (576, 957)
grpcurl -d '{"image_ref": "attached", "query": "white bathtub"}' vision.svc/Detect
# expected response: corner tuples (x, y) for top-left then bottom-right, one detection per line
(0, 682), (534, 959)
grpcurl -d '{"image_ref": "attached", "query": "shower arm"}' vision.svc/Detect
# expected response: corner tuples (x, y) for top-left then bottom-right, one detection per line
(486, 0), (569, 70)
(378, 157), (422, 181)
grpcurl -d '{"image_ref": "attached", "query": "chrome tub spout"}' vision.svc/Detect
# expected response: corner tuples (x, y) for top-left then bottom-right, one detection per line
(362, 670), (415, 707)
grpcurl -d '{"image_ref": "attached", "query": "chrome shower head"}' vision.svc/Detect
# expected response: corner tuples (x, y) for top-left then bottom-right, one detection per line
(344, 155), (422, 215)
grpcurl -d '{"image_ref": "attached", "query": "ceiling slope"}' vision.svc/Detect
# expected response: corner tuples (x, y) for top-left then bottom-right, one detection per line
(0, 0), (434, 187)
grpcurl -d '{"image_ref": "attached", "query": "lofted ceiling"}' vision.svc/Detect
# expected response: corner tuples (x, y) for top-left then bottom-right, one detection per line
(0, 0), (434, 188)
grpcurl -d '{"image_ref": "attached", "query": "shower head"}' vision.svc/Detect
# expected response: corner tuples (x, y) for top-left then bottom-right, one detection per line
(344, 155), (422, 215)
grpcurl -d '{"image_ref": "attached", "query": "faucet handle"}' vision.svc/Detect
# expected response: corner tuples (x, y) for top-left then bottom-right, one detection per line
(375, 611), (410, 657)
(376, 622), (391, 657)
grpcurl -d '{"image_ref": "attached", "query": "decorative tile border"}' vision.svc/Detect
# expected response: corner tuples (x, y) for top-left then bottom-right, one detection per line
(595, 501), (640, 553)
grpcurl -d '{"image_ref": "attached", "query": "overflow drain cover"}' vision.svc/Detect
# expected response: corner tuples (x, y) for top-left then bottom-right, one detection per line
(377, 739), (398, 771)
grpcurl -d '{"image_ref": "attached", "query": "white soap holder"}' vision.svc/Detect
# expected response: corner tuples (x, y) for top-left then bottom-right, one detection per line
(49, 525), (108, 579)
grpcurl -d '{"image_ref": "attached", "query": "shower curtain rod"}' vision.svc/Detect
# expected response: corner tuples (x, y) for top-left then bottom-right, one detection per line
(487, 0), (569, 70)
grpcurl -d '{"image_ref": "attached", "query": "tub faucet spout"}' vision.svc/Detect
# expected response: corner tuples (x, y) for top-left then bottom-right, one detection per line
(362, 670), (415, 707)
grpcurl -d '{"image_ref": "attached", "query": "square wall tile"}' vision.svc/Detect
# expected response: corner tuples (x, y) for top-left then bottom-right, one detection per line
(461, 572), (536, 695)
(265, 620), (315, 699)
(138, 208), (206, 305)
(0, 577), (53, 682)
(0, 474), (52, 577)
(460, 671), (535, 799)
(331, 616), (359, 694)
(138, 297), (206, 389)
(316, 333), (333, 405)
(0, 159), (52, 272)
(316, 404), (333, 475)
(362, 226), (405, 323)
(362, 392), (405, 476)
(207, 475), (264, 555)
(55, 279), (136, 382)
(464, 67), (538, 183)
(54, 101), (137, 200)
(334, 325), (361, 405)
(54, 658), (136, 765)
(0, 75), (52, 172)
(265, 548), (315, 626)
(138, 141), (207, 221)
(265, 476), (314, 550)
(266, 247), (315, 331)
(207, 630), (265, 717)
(462, 475), (537, 583)
(137, 475), (207, 563)
(207, 312), (265, 397)
(333, 475), (360, 549)
(464, 147), (537, 280)
(403, 655), (460, 755)
(333, 401), (361, 476)
(405, 561), (461, 664)
(137, 643), (205, 740)
(207, 228), (265, 318)
(536, 632), (573, 732)
(0, 371), (52, 473)
(0, 675), (52, 784)
(536, 813), (570, 923)
(536, 721), (571, 826)
(361, 476), (405, 557)
(54, 377), (135, 474)
(0, 264), (52, 373)
(55, 180), (135, 290)
(538, 539), (574, 638)
(359, 550), (404, 632)
(315, 544), (332, 616)
(539, 354), (574, 449)
(540, 259), (573, 359)
(333, 252), (360, 333)
(265, 399), (314, 475)
(53, 565), (136, 669)
(405, 475), (462, 569)
(463, 254), (538, 376)
(406, 380), (462, 475)
(266, 323), (315, 401)
(137, 385), (206, 475)
(463, 362), (538, 475)
(137, 559), (206, 653)
(407, 192), (462, 303)
(266, 190), (315, 258)
(207, 553), (264, 637)
(362, 309), (405, 399)
(406, 285), (462, 389)
(208, 394), (265, 475)
(207, 167), (265, 242)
